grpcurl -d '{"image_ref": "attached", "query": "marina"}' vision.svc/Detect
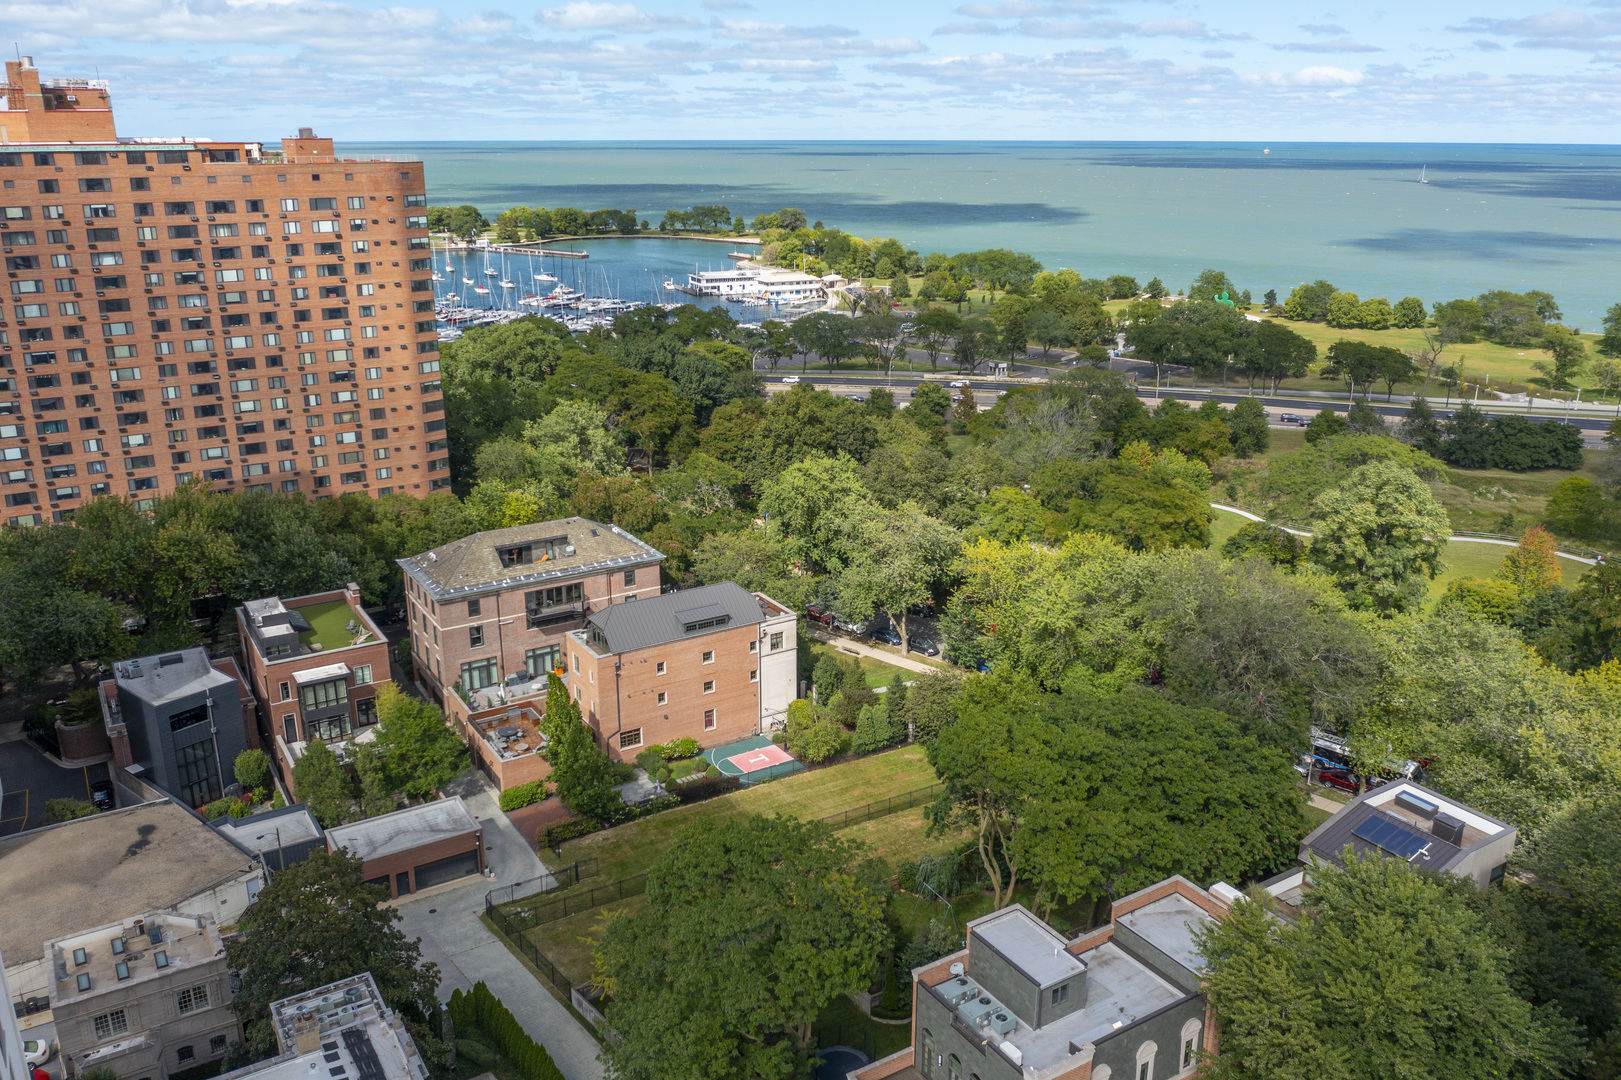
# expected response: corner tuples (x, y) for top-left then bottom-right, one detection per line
(432, 236), (830, 340)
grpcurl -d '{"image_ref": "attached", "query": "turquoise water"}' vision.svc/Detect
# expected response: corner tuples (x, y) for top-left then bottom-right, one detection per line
(359, 142), (1621, 325)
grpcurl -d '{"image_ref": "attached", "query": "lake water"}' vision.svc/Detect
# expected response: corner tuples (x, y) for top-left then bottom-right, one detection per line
(359, 142), (1621, 326)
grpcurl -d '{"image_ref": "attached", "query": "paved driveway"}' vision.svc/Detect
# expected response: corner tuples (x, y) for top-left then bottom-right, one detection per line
(0, 741), (111, 835)
(393, 772), (605, 1080)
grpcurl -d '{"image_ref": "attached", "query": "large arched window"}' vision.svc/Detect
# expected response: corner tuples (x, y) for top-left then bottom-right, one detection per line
(1135, 1039), (1159, 1080)
(920, 1030), (934, 1080)
(1179, 1018), (1202, 1074)
(948, 1054), (962, 1080)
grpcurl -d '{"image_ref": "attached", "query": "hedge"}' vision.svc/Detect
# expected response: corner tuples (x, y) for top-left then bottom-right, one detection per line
(499, 780), (548, 812)
(448, 983), (563, 1080)
(672, 775), (740, 804)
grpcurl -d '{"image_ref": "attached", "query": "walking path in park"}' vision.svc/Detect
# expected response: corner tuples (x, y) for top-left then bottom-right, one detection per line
(393, 774), (606, 1080)
(809, 631), (940, 674)
(1209, 503), (1598, 565)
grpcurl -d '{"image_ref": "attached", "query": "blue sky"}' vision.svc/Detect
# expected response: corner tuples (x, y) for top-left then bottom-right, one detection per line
(4, 0), (1620, 141)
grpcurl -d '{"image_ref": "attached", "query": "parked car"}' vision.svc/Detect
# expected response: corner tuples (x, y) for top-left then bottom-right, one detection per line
(1278, 412), (1308, 426)
(1316, 767), (1360, 794)
(908, 639), (941, 657)
(90, 779), (115, 810)
(782, 375), (801, 384)
(23, 1040), (54, 1068)
(835, 617), (867, 635)
(871, 627), (902, 646)
(805, 604), (833, 626)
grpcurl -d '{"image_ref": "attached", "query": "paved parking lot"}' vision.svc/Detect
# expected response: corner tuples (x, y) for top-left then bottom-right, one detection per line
(0, 740), (110, 836)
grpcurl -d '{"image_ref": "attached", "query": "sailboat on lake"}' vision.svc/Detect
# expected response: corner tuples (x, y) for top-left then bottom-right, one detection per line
(1419, 166), (1429, 184)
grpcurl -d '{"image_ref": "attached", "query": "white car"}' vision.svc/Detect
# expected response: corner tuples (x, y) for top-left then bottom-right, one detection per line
(948, 380), (969, 387)
(24, 1039), (54, 1068)
(781, 375), (800, 384)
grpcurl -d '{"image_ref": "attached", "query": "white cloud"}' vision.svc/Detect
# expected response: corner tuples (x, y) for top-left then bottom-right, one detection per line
(1243, 64), (1366, 85)
(537, 2), (699, 32)
(451, 11), (514, 35)
(1278, 36), (1382, 53)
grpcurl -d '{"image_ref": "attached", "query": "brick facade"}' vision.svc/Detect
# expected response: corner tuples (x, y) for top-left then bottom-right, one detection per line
(0, 58), (445, 526)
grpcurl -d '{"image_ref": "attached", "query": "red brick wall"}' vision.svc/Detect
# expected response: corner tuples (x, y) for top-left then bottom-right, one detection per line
(56, 717), (111, 761)
(349, 829), (484, 899)
(1111, 877), (1228, 922)
(568, 622), (762, 758)
(0, 102), (440, 525)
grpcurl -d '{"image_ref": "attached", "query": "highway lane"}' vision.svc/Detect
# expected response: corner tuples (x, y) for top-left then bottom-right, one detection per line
(762, 371), (1617, 437)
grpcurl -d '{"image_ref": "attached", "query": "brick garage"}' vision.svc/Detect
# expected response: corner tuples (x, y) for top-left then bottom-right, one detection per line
(324, 796), (483, 900)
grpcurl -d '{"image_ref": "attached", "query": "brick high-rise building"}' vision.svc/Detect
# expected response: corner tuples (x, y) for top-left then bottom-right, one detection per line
(0, 56), (447, 525)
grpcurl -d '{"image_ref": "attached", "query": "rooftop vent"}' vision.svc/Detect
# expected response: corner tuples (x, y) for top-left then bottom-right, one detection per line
(1431, 812), (1466, 846)
(159, 653), (184, 667)
(298, 127), (315, 139)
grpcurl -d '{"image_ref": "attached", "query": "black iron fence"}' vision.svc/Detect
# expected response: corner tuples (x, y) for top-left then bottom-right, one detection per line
(484, 857), (599, 912)
(490, 902), (578, 995)
(819, 783), (944, 829)
(495, 873), (648, 933)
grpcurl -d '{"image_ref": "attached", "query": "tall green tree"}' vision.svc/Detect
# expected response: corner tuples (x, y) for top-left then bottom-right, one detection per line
(225, 849), (443, 1066)
(1308, 459), (1451, 614)
(538, 672), (620, 821)
(1228, 397), (1270, 457)
(1196, 853), (1581, 1080)
(366, 683), (469, 799)
(833, 502), (962, 652)
(292, 737), (355, 827)
(595, 816), (889, 1080)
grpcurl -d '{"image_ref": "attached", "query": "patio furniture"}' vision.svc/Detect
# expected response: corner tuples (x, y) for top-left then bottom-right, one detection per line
(512, 742), (529, 753)
(496, 726), (521, 739)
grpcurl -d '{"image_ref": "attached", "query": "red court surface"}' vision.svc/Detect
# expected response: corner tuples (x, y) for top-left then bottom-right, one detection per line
(727, 744), (795, 774)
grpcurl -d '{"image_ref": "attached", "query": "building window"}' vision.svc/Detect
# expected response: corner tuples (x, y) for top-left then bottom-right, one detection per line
(73, 948), (88, 967)
(177, 1046), (195, 1063)
(749, 640), (758, 654)
(703, 709), (715, 731)
(278, 680), (291, 701)
(461, 657), (498, 691)
(703, 680), (715, 694)
(526, 645), (561, 676)
(702, 650), (714, 664)
(168, 703), (208, 733)
(174, 740), (222, 807)
(176, 984), (211, 1015)
(308, 713), (351, 741)
(282, 714), (296, 742)
(210, 1035), (228, 1056)
(619, 728), (642, 750)
(572, 654), (579, 674)
(353, 665), (372, 686)
(468, 598), (481, 617)
(299, 678), (348, 712)
(469, 626), (484, 648)
(623, 568), (635, 587)
(1136, 1040), (1157, 1080)
(750, 669), (758, 683)
(655, 661), (665, 676)
(770, 631), (784, 651)
(1051, 983), (1069, 1005)
(656, 691), (667, 706)
(948, 1055), (962, 1080)
(93, 1010), (128, 1040)
(1489, 863), (1507, 888)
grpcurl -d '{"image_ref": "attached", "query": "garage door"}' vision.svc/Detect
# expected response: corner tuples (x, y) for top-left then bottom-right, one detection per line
(413, 849), (480, 890)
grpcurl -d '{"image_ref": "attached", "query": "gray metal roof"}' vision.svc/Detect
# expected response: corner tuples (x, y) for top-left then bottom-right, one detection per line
(396, 517), (663, 601)
(1299, 780), (1511, 875)
(970, 906), (1086, 987)
(586, 582), (767, 654)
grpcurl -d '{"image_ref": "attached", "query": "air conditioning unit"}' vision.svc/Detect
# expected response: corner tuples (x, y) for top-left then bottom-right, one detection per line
(939, 976), (978, 1009)
(989, 1010), (1017, 1037)
(958, 995), (996, 1029)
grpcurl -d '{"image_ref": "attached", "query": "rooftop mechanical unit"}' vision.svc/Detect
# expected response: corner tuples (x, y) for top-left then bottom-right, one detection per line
(1431, 811), (1466, 846)
(939, 976), (980, 1009)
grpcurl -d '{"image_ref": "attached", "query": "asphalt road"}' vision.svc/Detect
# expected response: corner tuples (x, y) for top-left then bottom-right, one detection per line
(765, 370), (1617, 438)
(0, 741), (111, 835)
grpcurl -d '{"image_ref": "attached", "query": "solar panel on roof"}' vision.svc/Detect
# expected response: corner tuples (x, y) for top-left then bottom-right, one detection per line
(1352, 815), (1431, 860)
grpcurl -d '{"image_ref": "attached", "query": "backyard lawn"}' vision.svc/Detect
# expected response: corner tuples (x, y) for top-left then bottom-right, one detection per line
(538, 744), (942, 881)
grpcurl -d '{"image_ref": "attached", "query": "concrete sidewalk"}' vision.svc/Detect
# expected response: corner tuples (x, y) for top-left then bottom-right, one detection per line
(810, 631), (940, 675)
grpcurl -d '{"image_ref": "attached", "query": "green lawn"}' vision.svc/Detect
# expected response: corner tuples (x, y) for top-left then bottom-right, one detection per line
(1207, 507), (1252, 551)
(838, 805), (967, 865)
(524, 894), (646, 989)
(539, 745), (942, 880)
(808, 640), (915, 689)
(1427, 539), (1593, 600)
(295, 600), (364, 652)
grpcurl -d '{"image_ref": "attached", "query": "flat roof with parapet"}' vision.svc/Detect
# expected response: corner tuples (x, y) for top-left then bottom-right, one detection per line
(1114, 893), (1213, 978)
(0, 801), (256, 963)
(972, 907), (1086, 988)
(398, 517), (663, 602)
(214, 804), (323, 854)
(112, 648), (236, 707)
(324, 797), (480, 863)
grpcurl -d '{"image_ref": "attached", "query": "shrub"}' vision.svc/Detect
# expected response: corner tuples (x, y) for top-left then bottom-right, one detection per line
(673, 775), (742, 804)
(270, 790), (286, 809)
(635, 749), (666, 774)
(41, 798), (98, 824)
(203, 798), (236, 821)
(667, 737), (702, 759)
(233, 749), (271, 793)
(227, 797), (252, 818)
(448, 983), (564, 1080)
(542, 816), (600, 849)
(455, 1041), (497, 1069)
(852, 703), (896, 754)
(499, 780), (548, 812)
(704, 764), (722, 779)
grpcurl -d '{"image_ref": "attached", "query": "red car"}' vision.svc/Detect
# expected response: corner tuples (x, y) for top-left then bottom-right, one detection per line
(1316, 767), (1360, 794)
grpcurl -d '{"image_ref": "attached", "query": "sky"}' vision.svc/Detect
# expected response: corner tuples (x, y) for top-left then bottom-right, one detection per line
(4, 0), (1621, 142)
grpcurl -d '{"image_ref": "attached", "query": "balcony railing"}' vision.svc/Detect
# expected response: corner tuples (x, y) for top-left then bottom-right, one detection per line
(526, 601), (587, 629)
